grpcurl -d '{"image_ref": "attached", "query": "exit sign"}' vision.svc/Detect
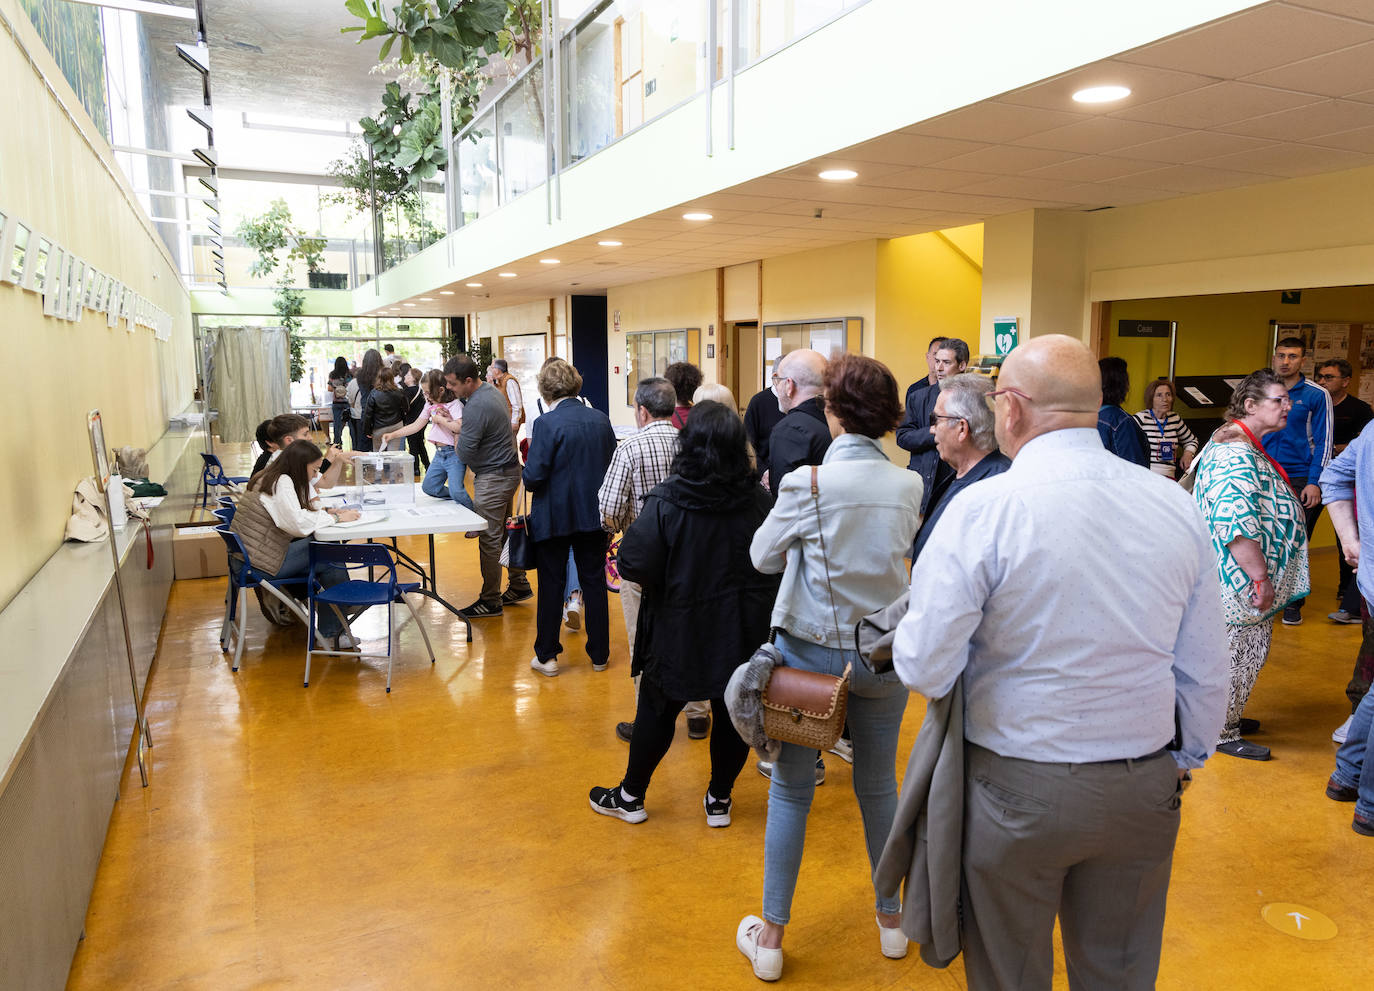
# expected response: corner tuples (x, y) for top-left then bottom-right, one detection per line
(338, 321), (352, 331)
(397, 323), (409, 331)
(993, 317), (1018, 356)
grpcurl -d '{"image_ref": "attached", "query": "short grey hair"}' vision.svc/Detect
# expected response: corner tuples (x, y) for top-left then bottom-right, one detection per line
(634, 377), (677, 418)
(940, 373), (996, 450)
(693, 382), (737, 410)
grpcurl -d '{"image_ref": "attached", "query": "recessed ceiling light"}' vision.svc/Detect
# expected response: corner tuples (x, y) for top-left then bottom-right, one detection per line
(439, 290), (455, 295)
(465, 282), (483, 288)
(498, 272), (518, 278)
(402, 302), (416, 307)
(419, 297), (434, 301)
(818, 169), (858, 181)
(683, 211), (712, 221)
(1072, 85), (1131, 104)
(540, 258), (560, 265)
(598, 240), (622, 247)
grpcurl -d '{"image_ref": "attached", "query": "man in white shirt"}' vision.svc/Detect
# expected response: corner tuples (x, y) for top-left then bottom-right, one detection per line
(893, 335), (1228, 991)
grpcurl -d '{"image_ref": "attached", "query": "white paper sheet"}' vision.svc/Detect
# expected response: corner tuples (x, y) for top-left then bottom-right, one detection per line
(1183, 386), (1213, 405)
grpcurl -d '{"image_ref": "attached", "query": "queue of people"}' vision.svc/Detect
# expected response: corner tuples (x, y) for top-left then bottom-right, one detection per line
(235, 329), (1372, 989)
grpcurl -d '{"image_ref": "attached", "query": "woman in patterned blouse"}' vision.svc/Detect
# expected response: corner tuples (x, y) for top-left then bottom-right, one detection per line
(1192, 369), (1311, 762)
(1135, 379), (1200, 479)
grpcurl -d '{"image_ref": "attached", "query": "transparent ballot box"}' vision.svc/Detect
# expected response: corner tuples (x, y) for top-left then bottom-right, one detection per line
(351, 452), (415, 506)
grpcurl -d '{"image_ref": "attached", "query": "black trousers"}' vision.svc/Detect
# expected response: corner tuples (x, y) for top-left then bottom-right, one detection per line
(533, 531), (609, 666)
(407, 431), (430, 472)
(1290, 477), (1323, 610)
(622, 676), (749, 800)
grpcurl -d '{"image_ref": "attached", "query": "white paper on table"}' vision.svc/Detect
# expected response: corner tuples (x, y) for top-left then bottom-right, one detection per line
(399, 505), (459, 518)
(328, 510), (387, 529)
(1183, 386), (1213, 405)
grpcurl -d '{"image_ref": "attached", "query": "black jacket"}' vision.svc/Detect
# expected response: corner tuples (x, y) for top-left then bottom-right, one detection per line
(895, 381), (945, 513)
(402, 384), (425, 425)
(361, 388), (409, 438)
(618, 474), (780, 701)
(521, 399), (617, 541)
(767, 397), (831, 498)
(911, 450), (1012, 560)
(744, 388), (786, 480)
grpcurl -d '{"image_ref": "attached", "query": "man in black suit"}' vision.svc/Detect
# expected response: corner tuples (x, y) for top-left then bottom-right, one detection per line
(896, 337), (969, 513)
(765, 348), (831, 498)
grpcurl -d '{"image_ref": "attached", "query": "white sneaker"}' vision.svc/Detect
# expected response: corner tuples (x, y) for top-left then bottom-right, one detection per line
(877, 915), (908, 959)
(736, 915), (782, 981)
(564, 595), (582, 631)
(335, 632), (360, 651)
(1334, 714), (1353, 744)
(829, 737), (854, 763)
(530, 656), (559, 677)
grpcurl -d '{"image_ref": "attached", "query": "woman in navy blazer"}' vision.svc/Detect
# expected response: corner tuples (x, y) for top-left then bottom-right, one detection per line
(522, 358), (618, 677)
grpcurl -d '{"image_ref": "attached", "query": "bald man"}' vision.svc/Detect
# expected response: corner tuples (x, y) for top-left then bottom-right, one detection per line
(765, 349), (831, 498)
(891, 335), (1228, 991)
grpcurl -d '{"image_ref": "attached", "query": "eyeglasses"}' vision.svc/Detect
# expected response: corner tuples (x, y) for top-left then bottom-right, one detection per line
(1258, 395), (1293, 407)
(770, 373), (792, 385)
(932, 413), (966, 425)
(986, 386), (1033, 403)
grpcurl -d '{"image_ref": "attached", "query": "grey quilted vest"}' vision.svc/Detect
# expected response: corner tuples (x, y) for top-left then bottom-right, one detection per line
(229, 489), (292, 575)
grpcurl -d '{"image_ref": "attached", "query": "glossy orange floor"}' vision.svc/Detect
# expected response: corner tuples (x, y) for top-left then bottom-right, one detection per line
(67, 510), (1374, 988)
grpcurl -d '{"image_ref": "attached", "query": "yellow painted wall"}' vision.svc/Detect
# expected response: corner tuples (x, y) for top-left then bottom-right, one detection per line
(606, 269), (717, 424)
(875, 229), (983, 400)
(473, 297), (556, 351)
(722, 262), (759, 322)
(760, 241), (877, 341)
(0, 0), (194, 611)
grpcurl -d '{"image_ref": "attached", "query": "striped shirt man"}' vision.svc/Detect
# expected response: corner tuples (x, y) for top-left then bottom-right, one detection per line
(1133, 409), (1200, 479)
(598, 420), (680, 532)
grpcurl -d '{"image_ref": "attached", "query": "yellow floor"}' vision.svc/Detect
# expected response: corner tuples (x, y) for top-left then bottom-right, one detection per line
(66, 484), (1374, 988)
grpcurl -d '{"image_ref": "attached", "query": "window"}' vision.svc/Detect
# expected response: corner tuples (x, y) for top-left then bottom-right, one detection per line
(625, 328), (692, 405)
(761, 317), (861, 389)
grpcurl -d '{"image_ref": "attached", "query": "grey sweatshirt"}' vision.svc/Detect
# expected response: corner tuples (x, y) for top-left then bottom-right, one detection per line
(456, 382), (519, 474)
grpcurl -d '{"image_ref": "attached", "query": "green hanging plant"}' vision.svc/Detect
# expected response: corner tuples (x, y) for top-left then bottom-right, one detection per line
(342, 0), (507, 70)
(275, 286), (307, 382)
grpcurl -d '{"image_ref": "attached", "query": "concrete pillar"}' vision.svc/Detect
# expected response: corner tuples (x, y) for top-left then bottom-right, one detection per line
(980, 209), (1088, 353)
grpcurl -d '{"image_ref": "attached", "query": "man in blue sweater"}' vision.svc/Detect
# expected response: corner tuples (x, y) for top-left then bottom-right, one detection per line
(1263, 336), (1333, 625)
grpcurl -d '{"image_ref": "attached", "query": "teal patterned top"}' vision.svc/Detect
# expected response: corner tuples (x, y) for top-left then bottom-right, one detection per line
(1193, 438), (1310, 626)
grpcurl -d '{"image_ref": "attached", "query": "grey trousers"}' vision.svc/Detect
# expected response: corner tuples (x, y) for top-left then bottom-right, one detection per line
(961, 744), (1182, 991)
(620, 578), (708, 720)
(471, 465), (527, 607)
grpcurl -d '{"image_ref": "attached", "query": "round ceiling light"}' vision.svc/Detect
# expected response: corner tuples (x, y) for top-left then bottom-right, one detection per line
(1072, 85), (1131, 104)
(540, 258), (560, 265)
(419, 297), (434, 301)
(598, 240), (622, 247)
(682, 211), (713, 221)
(818, 168), (858, 181)
(402, 302), (416, 307)
(498, 272), (518, 278)
(465, 282), (483, 288)
(439, 290), (455, 295)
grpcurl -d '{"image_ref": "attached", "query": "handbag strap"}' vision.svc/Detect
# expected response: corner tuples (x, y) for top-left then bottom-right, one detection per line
(810, 466), (844, 646)
(1231, 418), (1293, 488)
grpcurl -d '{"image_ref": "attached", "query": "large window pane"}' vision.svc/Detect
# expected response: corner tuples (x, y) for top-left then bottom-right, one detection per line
(458, 108), (499, 223)
(499, 63), (547, 204)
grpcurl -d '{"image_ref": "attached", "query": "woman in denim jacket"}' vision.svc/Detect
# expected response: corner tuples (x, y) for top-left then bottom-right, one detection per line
(736, 353), (924, 981)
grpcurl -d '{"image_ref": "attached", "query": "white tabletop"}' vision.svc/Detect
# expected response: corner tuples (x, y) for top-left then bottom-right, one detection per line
(314, 484), (485, 541)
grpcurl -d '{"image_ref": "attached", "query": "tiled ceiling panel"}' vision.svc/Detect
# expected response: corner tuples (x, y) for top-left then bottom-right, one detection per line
(1010, 117), (1192, 154)
(1111, 81), (1320, 129)
(1108, 129), (1277, 163)
(1241, 40), (1374, 97)
(1217, 98), (1374, 139)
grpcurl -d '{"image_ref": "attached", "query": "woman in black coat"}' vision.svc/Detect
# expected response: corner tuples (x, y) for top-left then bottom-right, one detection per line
(589, 401), (780, 828)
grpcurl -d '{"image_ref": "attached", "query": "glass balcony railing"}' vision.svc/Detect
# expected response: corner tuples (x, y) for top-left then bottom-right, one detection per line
(440, 0), (870, 236)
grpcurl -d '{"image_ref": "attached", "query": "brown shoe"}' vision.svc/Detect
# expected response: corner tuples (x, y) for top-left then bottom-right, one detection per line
(1354, 812), (1374, 837)
(1326, 775), (1358, 802)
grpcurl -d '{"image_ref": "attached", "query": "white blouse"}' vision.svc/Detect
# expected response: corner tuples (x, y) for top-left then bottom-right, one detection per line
(260, 475), (333, 538)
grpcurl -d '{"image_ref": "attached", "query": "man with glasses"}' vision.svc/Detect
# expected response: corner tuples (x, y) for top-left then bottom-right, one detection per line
(893, 334), (1227, 991)
(897, 337), (969, 513)
(1316, 359), (1372, 625)
(910, 373), (1010, 562)
(765, 349), (831, 499)
(1264, 336), (1333, 625)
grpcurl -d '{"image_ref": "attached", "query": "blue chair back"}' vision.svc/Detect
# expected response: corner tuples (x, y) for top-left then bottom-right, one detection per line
(212, 505), (235, 526)
(201, 452), (232, 485)
(308, 541), (398, 587)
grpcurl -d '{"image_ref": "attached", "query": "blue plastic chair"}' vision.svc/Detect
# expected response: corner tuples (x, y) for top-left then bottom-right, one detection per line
(199, 453), (249, 509)
(214, 526), (309, 671)
(305, 542), (435, 693)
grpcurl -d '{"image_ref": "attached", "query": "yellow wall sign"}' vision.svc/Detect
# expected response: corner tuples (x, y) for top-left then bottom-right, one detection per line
(1260, 903), (1337, 941)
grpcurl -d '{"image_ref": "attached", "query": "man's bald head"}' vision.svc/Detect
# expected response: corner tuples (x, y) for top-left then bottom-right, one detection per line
(776, 348), (827, 412)
(993, 335), (1101, 456)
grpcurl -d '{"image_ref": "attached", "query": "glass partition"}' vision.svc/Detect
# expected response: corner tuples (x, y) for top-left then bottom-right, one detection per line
(499, 63), (547, 204)
(458, 108), (500, 224)
(625, 328), (690, 405)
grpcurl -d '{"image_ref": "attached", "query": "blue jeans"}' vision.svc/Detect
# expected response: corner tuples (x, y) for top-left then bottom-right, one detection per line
(421, 446), (474, 510)
(276, 538), (348, 637)
(761, 631), (909, 925)
(1334, 683), (1374, 820)
(565, 550), (580, 601)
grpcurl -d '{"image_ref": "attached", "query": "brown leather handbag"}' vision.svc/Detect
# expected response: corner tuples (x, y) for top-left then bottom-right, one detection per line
(759, 466), (852, 750)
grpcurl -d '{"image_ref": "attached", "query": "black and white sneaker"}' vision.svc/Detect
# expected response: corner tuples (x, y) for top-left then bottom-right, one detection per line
(704, 792), (732, 828)
(458, 599), (503, 618)
(589, 785), (646, 824)
(501, 585), (534, 605)
(1281, 605), (1303, 626)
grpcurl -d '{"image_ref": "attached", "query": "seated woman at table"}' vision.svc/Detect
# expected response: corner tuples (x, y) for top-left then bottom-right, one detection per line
(231, 439), (362, 650)
(382, 369), (474, 511)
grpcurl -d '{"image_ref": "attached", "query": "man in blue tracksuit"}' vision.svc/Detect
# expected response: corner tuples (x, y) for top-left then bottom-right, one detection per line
(1263, 335), (1333, 625)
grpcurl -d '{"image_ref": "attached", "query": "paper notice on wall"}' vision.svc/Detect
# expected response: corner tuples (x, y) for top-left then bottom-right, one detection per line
(765, 338), (783, 361)
(1183, 386), (1213, 405)
(1223, 378), (1244, 390)
(1359, 324), (1374, 404)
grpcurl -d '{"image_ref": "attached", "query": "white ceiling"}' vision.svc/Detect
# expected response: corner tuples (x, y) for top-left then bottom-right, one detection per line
(348, 1), (1374, 316)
